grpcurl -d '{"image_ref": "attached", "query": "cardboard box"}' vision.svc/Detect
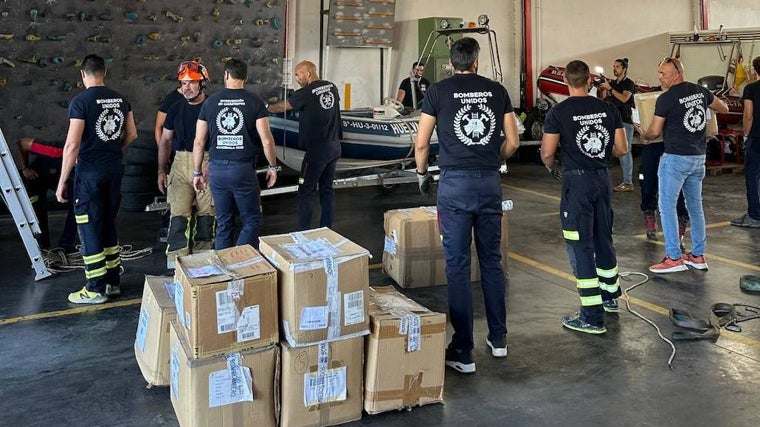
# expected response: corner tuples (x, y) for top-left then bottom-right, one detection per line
(259, 228), (370, 347)
(174, 245), (279, 358)
(280, 337), (363, 427)
(364, 286), (445, 414)
(382, 206), (509, 288)
(134, 275), (178, 386)
(169, 321), (279, 427)
(634, 91), (718, 143)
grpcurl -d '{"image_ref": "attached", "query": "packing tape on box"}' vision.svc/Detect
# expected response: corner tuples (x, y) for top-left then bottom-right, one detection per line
(366, 381), (443, 405)
(324, 257), (341, 341)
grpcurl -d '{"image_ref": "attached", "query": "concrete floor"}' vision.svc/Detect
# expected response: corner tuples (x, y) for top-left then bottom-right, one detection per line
(0, 157), (758, 427)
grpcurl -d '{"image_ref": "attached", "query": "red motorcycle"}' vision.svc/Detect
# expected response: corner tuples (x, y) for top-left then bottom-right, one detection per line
(522, 65), (743, 141)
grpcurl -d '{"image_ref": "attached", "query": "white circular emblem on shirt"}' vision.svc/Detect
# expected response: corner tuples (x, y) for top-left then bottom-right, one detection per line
(683, 106), (706, 133)
(95, 108), (124, 141)
(453, 104), (496, 146)
(575, 125), (609, 159)
(319, 92), (334, 110)
(216, 106), (244, 135)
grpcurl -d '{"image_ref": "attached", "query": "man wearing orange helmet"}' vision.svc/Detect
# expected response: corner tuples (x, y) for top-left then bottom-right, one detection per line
(157, 61), (215, 265)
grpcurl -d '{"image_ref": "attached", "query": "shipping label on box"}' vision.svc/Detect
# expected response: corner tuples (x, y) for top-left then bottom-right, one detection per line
(134, 275), (178, 387)
(174, 245), (279, 358)
(169, 321), (279, 427)
(280, 337), (363, 427)
(259, 227), (370, 347)
(382, 207), (509, 288)
(364, 286), (445, 414)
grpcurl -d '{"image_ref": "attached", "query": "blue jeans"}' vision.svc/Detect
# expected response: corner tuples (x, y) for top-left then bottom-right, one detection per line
(620, 122), (634, 184)
(209, 159), (262, 250)
(658, 153), (706, 259)
(744, 137), (760, 219)
(437, 169), (506, 352)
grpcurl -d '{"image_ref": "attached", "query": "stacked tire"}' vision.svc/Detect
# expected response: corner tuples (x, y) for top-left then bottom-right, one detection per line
(121, 130), (159, 213)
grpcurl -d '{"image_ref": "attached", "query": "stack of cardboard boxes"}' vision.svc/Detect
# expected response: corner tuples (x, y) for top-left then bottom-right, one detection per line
(135, 227), (448, 426)
(259, 227), (371, 427)
(169, 245), (280, 427)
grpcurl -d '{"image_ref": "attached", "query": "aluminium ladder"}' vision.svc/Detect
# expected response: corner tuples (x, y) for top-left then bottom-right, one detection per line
(0, 127), (53, 281)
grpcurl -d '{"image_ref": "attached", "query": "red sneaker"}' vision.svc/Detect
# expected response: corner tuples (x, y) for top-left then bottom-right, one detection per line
(683, 252), (708, 270)
(649, 256), (688, 274)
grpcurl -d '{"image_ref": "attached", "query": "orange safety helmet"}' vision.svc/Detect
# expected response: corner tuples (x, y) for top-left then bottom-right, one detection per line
(177, 60), (210, 82)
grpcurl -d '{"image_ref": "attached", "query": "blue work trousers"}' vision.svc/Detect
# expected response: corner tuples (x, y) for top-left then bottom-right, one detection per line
(744, 137), (760, 219)
(209, 159), (262, 250)
(437, 169), (506, 352)
(297, 157), (338, 231)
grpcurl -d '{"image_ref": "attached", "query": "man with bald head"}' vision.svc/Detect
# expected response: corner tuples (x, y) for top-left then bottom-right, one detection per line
(269, 61), (342, 230)
(636, 57), (728, 273)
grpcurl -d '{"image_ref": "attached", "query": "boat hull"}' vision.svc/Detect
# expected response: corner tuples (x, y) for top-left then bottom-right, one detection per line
(269, 112), (438, 171)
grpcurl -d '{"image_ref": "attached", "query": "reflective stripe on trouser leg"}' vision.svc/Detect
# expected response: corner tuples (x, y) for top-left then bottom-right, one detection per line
(577, 278), (603, 307)
(83, 252), (106, 280)
(166, 216), (190, 256)
(596, 266), (620, 297)
(104, 245), (121, 271)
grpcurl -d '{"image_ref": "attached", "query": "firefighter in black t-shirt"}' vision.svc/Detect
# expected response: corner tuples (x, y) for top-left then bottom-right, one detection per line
(415, 37), (520, 374)
(268, 60), (342, 230)
(541, 60), (628, 334)
(56, 54), (138, 304)
(192, 59), (278, 250)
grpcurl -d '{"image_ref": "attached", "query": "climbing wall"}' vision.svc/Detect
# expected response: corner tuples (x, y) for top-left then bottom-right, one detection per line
(0, 0), (286, 141)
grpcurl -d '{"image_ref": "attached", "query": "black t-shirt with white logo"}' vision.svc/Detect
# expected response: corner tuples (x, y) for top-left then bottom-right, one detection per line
(654, 82), (715, 155)
(421, 73), (513, 170)
(165, 99), (206, 152)
(198, 88), (267, 161)
(68, 86), (132, 171)
(544, 96), (622, 171)
(287, 80), (342, 161)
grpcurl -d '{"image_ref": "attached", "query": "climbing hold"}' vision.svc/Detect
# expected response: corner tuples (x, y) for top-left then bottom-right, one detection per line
(50, 79), (59, 87)
(97, 13), (114, 21)
(234, 19), (244, 25)
(47, 35), (66, 41)
(136, 34), (146, 45)
(212, 39), (223, 49)
(25, 34), (42, 42)
(143, 75), (157, 83)
(211, 7), (221, 17)
(125, 11), (138, 21)
(180, 35), (191, 43)
(148, 32), (161, 41)
(62, 81), (73, 91)
(166, 10), (184, 23)
(51, 56), (64, 64)
(271, 17), (281, 30)
(148, 15), (157, 22)
(143, 55), (161, 61)
(29, 8), (38, 22)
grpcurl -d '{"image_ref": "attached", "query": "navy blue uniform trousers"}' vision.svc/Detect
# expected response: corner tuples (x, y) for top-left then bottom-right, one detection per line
(209, 159), (262, 250)
(560, 169), (620, 327)
(437, 169), (506, 352)
(297, 156), (337, 231)
(640, 142), (688, 217)
(74, 168), (122, 293)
